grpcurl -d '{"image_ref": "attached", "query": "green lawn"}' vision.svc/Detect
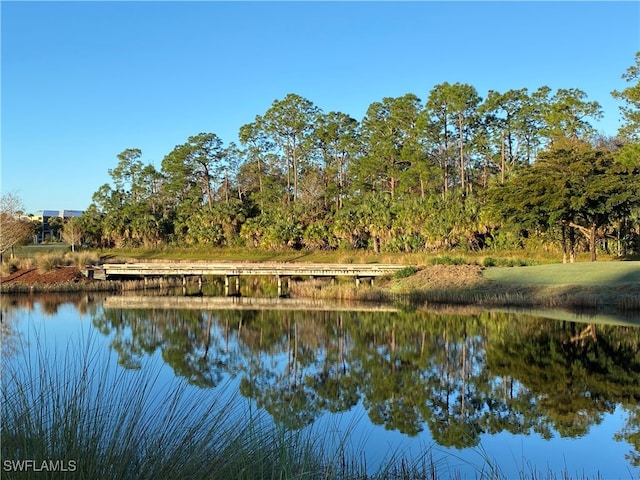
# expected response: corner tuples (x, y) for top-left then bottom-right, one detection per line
(483, 261), (640, 286)
(12, 243), (71, 256)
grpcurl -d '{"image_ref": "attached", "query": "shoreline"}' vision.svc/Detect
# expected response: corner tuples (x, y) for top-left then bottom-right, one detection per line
(2, 263), (639, 314)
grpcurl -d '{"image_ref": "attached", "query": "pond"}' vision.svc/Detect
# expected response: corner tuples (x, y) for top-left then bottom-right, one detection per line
(2, 292), (640, 478)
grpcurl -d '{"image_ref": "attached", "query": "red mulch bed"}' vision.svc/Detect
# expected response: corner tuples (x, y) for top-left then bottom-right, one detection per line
(1, 266), (88, 285)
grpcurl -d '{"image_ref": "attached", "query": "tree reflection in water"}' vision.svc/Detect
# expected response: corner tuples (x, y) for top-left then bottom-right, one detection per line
(6, 294), (637, 469)
(83, 302), (640, 467)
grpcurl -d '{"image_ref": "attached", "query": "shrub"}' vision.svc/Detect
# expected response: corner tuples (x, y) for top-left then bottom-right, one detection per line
(35, 253), (67, 273)
(1, 260), (20, 276)
(394, 266), (418, 279)
(429, 255), (466, 266)
(483, 257), (497, 267)
(69, 251), (100, 267)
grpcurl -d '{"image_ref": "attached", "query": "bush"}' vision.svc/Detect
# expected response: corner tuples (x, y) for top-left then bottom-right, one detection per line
(69, 251), (100, 267)
(483, 257), (497, 267)
(429, 255), (467, 266)
(482, 257), (533, 268)
(35, 253), (67, 273)
(394, 266), (418, 279)
(1, 260), (20, 276)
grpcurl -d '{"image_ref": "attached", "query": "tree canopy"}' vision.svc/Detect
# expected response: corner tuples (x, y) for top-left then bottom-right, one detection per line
(61, 52), (640, 261)
(489, 137), (640, 262)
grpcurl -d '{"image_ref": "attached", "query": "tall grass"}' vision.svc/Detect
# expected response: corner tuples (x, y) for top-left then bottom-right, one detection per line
(618, 294), (640, 311)
(1, 330), (447, 480)
(2, 324), (620, 479)
(0, 251), (102, 276)
(34, 253), (65, 273)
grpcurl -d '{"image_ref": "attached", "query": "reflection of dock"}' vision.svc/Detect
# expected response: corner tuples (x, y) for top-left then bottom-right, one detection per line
(101, 262), (408, 296)
(102, 295), (399, 312)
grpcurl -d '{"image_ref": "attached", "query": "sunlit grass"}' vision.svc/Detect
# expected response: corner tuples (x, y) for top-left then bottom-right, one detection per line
(97, 246), (585, 266)
(11, 243), (71, 257)
(289, 265), (639, 312)
(12, 242), (633, 267)
(100, 246), (420, 265)
(483, 262), (640, 286)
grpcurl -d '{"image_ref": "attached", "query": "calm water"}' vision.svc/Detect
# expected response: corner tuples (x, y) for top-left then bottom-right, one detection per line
(2, 292), (640, 478)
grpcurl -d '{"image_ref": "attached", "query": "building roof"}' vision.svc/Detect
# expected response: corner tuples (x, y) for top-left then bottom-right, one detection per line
(37, 210), (84, 218)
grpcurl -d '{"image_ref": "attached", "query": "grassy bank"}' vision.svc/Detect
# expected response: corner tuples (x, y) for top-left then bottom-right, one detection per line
(480, 262), (640, 310)
(483, 261), (640, 286)
(98, 246), (621, 266)
(3, 248), (639, 311)
(289, 262), (640, 312)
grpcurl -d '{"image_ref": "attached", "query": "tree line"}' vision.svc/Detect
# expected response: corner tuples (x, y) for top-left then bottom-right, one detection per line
(4, 54), (640, 261)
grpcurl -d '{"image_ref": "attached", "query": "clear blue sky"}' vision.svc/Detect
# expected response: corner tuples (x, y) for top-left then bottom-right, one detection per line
(2, 1), (639, 214)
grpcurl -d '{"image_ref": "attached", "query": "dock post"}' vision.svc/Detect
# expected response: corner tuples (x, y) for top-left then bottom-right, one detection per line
(225, 275), (240, 296)
(277, 275), (289, 297)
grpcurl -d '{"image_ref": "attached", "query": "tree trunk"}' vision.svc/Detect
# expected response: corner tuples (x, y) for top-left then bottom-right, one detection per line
(569, 221), (598, 262)
(224, 170), (230, 203)
(561, 222), (569, 263)
(459, 113), (465, 193)
(286, 152), (291, 204)
(569, 227), (576, 263)
(293, 148), (298, 202)
(501, 130), (505, 184)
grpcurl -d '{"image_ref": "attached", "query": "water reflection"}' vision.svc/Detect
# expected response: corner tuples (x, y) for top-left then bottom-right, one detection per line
(3, 294), (640, 472)
(84, 299), (640, 463)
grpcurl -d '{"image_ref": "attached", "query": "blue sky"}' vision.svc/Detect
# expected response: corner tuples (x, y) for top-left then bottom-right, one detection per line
(2, 1), (639, 214)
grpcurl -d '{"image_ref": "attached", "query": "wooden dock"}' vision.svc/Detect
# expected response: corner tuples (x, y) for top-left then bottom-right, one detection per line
(100, 262), (408, 295)
(102, 262), (406, 278)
